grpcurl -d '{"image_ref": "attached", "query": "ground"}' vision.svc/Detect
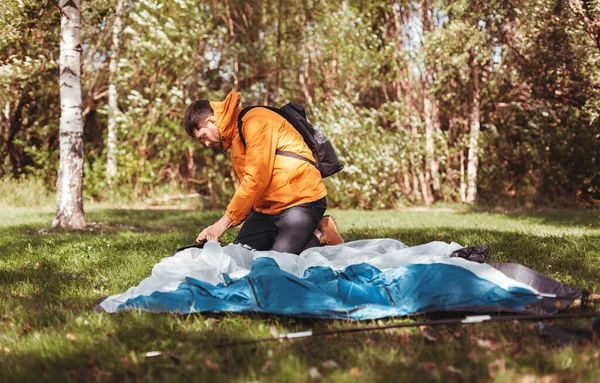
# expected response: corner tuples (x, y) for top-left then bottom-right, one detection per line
(0, 207), (599, 382)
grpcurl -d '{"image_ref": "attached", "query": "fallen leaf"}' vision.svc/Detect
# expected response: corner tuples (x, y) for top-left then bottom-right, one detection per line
(477, 339), (497, 350)
(398, 333), (409, 345)
(419, 361), (436, 370)
(168, 354), (181, 365)
(422, 331), (437, 342)
(309, 367), (322, 379)
(540, 375), (559, 383)
(321, 360), (338, 369)
(204, 359), (220, 370)
(89, 365), (112, 380)
(34, 287), (40, 295)
(18, 323), (32, 337)
(488, 358), (506, 377)
(446, 365), (464, 375)
(35, 262), (40, 269)
(349, 367), (361, 377)
(467, 350), (479, 362)
(66, 333), (77, 341)
(261, 359), (272, 373)
(121, 356), (136, 373)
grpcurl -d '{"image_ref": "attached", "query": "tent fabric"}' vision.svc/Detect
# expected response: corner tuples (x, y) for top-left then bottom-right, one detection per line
(98, 239), (578, 319)
(490, 263), (582, 314)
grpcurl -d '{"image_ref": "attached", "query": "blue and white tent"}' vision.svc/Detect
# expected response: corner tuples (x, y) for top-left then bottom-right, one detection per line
(98, 239), (581, 319)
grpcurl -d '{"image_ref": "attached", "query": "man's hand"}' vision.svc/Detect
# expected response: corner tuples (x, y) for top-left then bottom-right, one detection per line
(196, 214), (233, 243)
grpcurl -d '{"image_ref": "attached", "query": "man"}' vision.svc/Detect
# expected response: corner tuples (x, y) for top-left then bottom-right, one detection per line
(182, 90), (343, 254)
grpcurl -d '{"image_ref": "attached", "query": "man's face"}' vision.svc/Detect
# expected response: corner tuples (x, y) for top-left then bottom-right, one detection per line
(194, 117), (221, 147)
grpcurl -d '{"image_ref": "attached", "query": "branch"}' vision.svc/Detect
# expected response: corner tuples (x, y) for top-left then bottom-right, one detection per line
(47, 0), (68, 18)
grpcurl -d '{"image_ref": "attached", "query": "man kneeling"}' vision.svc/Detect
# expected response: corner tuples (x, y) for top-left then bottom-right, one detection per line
(183, 90), (342, 254)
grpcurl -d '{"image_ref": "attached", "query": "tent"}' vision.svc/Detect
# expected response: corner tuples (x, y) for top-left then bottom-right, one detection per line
(97, 239), (581, 319)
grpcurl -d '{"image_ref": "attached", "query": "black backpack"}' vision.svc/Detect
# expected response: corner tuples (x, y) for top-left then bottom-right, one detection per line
(237, 103), (344, 178)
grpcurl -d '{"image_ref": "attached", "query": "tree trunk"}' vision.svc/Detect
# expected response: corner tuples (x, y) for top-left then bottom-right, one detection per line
(224, 0), (239, 88)
(186, 146), (196, 193)
(1, 101), (9, 152)
(460, 147), (467, 202)
(465, 57), (481, 204)
(299, 26), (313, 105)
(53, 0), (86, 229)
(106, 0), (126, 186)
(274, 0), (283, 102)
(423, 93), (442, 198)
(419, 0), (442, 200)
(409, 154), (423, 202)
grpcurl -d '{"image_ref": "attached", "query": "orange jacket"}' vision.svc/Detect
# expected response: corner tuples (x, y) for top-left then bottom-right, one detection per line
(210, 90), (327, 226)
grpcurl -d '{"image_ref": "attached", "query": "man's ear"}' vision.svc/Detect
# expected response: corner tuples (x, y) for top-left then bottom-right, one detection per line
(206, 115), (216, 126)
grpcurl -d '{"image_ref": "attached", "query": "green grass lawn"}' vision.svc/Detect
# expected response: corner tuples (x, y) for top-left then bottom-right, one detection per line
(1, 207), (599, 382)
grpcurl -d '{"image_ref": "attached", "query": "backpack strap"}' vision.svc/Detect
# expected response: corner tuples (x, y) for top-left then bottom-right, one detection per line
(275, 150), (317, 167)
(237, 106), (279, 146)
(237, 106), (317, 167)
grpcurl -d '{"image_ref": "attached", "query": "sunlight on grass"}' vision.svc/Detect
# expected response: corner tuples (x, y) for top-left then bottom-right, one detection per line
(1, 208), (599, 381)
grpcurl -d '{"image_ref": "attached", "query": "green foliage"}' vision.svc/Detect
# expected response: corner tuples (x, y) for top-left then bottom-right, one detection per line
(1, 0), (599, 207)
(314, 97), (408, 209)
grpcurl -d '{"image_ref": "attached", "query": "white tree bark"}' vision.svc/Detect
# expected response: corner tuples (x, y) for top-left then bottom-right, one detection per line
(1, 101), (9, 143)
(53, 0), (86, 229)
(106, 0), (126, 185)
(466, 59), (481, 204)
(423, 93), (442, 197)
(460, 147), (467, 202)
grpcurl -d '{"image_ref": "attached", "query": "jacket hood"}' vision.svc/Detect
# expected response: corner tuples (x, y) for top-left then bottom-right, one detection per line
(210, 90), (241, 151)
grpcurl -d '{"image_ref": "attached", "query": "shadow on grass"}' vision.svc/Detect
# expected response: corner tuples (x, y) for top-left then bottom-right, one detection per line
(3, 312), (598, 382)
(1, 209), (600, 381)
(0, 261), (99, 329)
(86, 209), (223, 230)
(461, 207), (600, 229)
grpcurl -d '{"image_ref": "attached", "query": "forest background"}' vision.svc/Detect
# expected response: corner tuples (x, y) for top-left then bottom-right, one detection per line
(1, 0), (600, 211)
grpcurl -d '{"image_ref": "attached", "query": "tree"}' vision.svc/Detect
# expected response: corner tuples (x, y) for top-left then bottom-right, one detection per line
(105, 0), (126, 186)
(53, 0), (86, 229)
(465, 52), (481, 203)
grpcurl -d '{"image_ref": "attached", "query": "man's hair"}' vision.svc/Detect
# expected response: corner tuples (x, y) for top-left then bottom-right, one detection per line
(183, 100), (214, 137)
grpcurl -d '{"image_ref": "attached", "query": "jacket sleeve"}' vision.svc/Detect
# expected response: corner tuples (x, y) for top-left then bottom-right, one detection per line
(225, 115), (278, 226)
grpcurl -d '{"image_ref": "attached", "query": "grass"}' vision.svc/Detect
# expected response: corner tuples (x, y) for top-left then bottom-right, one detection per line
(0, 178), (55, 208)
(0, 207), (599, 382)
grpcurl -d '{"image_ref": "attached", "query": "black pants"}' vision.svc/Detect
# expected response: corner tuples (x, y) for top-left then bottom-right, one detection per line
(233, 197), (327, 255)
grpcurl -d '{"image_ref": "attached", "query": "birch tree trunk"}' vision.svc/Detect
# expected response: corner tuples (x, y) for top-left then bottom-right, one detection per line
(106, 0), (126, 185)
(465, 57), (481, 204)
(420, 0), (442, 201)
(1, 101), (9, 145)
(460, 147), (467, 202)
(53, 0), (86, 229)
(423, 93), (442, 197)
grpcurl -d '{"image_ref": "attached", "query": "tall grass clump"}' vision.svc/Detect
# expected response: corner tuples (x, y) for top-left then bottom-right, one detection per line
(0, 177), (55, 208)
